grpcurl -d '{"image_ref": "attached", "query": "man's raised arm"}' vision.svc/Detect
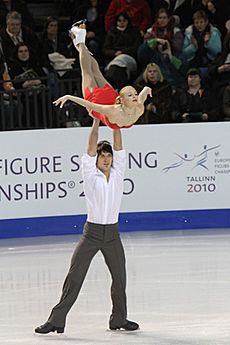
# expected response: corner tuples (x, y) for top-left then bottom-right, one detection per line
(113, 128), (123, 151)
(87, 119), (100, 156)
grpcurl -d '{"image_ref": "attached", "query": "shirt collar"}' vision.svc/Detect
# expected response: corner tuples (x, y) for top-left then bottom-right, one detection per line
(6, 28), (22, 40)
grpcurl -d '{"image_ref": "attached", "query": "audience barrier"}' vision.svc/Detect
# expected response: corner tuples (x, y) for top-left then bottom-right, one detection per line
(0, 122), (230, 238)
(0, 70), (86, 131)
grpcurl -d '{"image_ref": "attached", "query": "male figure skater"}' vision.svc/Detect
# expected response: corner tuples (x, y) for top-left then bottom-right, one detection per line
(35, 118), (139, 334)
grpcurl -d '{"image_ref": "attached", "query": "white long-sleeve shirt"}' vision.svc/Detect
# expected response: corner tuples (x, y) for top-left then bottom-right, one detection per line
(81, 149), (126, 224)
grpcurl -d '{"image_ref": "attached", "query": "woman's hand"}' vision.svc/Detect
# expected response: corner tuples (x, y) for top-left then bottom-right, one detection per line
(143, 86), (152, 97)
(191, 36), (198, 48)
(204, 32), (211, 43)
(53, 95), (71, 108)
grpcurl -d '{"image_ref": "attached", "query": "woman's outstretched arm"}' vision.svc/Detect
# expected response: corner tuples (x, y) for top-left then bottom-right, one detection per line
(138, 86), (152, 105)
(53, 94), (115, 116)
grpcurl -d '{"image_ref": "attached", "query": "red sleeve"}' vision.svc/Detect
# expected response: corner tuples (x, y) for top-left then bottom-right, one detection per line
(105, 0), (120, 32)
(139, 2), (152, 32)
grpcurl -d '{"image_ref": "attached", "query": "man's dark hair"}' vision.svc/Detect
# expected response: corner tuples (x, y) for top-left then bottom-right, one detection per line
(97, 140), (113, 157)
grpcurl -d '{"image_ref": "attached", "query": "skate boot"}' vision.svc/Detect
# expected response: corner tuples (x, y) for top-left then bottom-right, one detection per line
(72, 19), (87, 27)
(69, 20), (87, 49)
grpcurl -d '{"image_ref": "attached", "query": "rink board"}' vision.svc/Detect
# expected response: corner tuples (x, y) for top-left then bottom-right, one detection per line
(0, 123), (230, 238)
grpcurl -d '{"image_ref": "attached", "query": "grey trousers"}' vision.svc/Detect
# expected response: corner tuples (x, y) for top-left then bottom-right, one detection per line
(48, 221), (127, 328)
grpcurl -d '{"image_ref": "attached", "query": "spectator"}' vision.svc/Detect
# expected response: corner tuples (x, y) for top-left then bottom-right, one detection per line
(8, 42), (48, 128)
(103, 12), (141, 90)
(208, 32), (230, 97)
(133, 62), (173, 123)
(0, 0), (35, 30)
(0, 11), (49, 69)
(39, 15), (78, 85)
(191, 0), (230, 35)
(40, 16), (73, 59)
(149, 0), (193, 29)
(137, 8), (185, 88)
(142, 8), (184, 56)
(104, 0), (152, 36)
(181, 10), (222, 77)
(9, 42), (46, 88)
(0, 61), (19, 130)
(71, 0), (106, 64)
(172, 67), (220, 122)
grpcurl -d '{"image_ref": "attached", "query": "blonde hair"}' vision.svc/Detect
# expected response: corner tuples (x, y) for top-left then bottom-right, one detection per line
(143, 63), (163, 83)
(115, 86), (136, 104)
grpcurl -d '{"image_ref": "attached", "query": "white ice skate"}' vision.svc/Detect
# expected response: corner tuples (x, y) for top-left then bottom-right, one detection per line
(70, 25), (86, 49)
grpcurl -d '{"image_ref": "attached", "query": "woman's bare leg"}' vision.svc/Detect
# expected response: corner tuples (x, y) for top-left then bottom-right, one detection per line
(90, 53), (112, 88)
(72, 23), (112, 94)
(77, 43), (98, 97)
(78, 43), (111, 95)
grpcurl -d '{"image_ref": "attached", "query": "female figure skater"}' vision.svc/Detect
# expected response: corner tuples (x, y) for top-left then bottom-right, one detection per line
(53, 22), (152, 128)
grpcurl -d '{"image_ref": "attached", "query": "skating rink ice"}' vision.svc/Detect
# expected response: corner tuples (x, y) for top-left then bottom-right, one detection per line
(0, 229), (230, 345)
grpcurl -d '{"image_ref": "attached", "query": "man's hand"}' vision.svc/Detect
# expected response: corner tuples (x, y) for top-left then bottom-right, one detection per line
(87, 118), (100, 156)
(218, 64), (230, 73)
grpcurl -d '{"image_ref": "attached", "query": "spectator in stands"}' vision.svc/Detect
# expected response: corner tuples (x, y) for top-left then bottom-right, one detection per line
(133, 62), (173, 124)
(137, 8), (185, 88)
(0, 59), (12, 131)
(142, 8), (184, 56)
(0, 11), (49, 69)
(208, 32), (230, 99)
(59, 0), (111, 18)
(8, 42), (47, 128)
(0, 61), (19, 130)
(149, 0), (193, 29)
(39, 15), (78, 87)
(223, 85), (230, 120)
(71, 0), (106, 64)
(9, 42), (46, 88)
(0, 0), (35, 30)
(172, 67), (220, 122)
(191, 0), (230, 35)
(104, 0), (152, 37)
(103, 12), (141, 90)
(181, 10), (222, 78)
(40, 16), (73, 59)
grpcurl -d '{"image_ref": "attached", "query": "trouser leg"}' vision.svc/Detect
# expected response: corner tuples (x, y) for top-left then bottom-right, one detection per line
(101, 235), (127, 327)
(48, 233), (99, 327)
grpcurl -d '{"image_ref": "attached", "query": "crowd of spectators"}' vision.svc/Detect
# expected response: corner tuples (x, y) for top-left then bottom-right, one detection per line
(0, 0), (230, 130)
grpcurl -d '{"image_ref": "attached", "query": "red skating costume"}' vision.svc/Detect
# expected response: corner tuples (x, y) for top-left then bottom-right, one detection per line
(84, 84), (132, 129)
